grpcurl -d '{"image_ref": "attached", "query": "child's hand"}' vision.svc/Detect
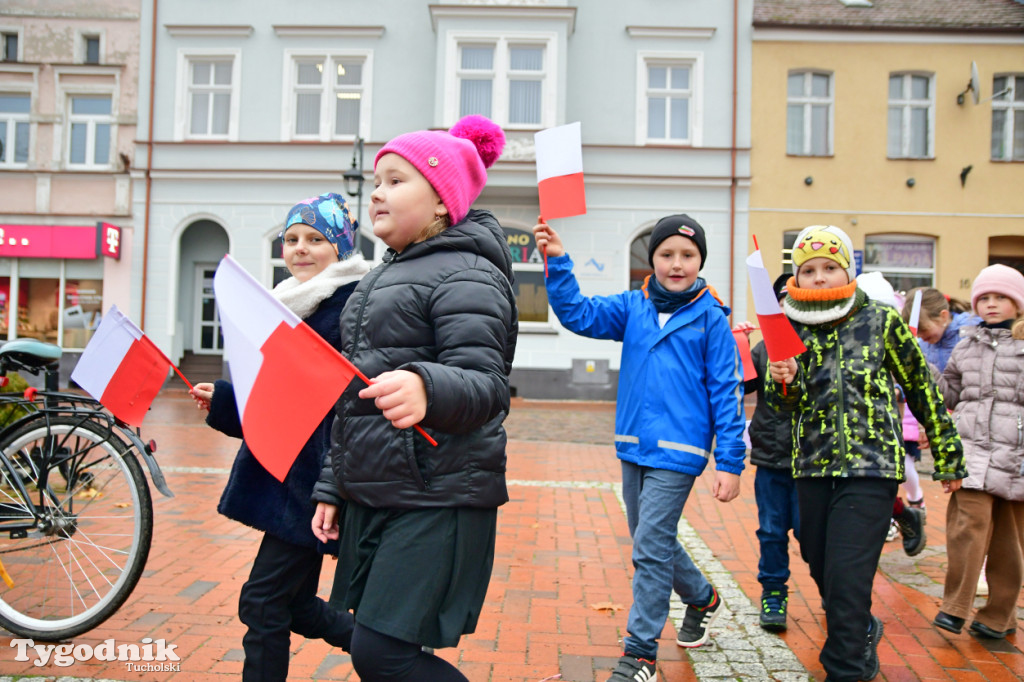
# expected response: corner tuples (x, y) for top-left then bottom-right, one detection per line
(532, 219), (565, 258)
(942, 479), (962, 494)
(312, 502), (339, 542)
(732, 320), (756, 336)
(713, 471), (741, 502)
(360, 370), (427, 430)
(190, 382), (214, 411)
(769, 358), (797, 385)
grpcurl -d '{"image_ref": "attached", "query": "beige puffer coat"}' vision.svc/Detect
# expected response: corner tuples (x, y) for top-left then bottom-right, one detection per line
(939, 324), (1024, 501)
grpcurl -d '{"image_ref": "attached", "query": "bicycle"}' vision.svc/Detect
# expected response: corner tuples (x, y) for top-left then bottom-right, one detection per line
(0, 337), (173, 641)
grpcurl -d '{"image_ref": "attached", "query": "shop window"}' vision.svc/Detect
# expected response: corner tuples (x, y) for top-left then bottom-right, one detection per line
(1, 274), (103, 348)
(863, 235), (935, 292)
(629, 231), (654, 291)
(502, 225), (547, 324)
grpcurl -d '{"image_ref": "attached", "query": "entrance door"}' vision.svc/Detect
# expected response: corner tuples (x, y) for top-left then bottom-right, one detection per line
(193, 264), (223, 354)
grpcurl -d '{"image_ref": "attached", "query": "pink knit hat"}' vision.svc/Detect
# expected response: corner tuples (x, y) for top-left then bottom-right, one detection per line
(374, 115), (506, 225)
(971, 264), (1024, 313)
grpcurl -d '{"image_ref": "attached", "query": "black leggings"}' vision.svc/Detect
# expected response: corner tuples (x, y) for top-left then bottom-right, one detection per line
(350, 624), (467, 682)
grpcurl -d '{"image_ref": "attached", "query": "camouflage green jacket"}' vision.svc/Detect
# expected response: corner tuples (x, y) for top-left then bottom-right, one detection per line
(766, 291), (964, 481)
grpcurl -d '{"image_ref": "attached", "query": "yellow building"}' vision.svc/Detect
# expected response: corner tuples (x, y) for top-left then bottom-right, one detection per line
(751, 0), (1024, 303)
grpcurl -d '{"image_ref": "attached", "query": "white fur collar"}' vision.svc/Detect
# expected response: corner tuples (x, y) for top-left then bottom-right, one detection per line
(272, 256), (372, 319)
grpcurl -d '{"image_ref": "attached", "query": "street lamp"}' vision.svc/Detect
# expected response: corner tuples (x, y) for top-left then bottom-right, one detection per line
(343, 137), (365, 255)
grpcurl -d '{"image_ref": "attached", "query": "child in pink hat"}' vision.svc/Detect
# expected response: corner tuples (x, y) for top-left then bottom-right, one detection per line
(311, 115), (518, 682)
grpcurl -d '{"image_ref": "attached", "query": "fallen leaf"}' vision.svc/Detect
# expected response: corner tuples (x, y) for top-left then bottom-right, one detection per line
(589, 601), (625, 614)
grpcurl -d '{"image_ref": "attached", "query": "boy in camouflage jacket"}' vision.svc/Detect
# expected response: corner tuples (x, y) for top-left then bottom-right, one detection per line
(767, 225), (964, 682)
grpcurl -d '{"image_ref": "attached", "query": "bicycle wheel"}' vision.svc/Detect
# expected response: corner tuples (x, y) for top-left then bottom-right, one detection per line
(0, 415), (153, 639)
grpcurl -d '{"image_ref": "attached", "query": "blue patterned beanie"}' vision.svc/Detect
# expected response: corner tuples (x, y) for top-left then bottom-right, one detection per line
(280, 192), (357, 259)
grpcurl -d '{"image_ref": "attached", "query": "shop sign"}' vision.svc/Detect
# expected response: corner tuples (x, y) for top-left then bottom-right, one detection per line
(97, 222), (121, 260)
(504, 227), (544, 265)
(0, 224), (99, 260)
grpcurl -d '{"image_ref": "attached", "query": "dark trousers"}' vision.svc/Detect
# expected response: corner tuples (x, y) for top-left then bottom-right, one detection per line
(797, 477), (896, 682)
(350, 623), (468, 682)
(239, 533), (354, 682)
(754, 466), (801, 593)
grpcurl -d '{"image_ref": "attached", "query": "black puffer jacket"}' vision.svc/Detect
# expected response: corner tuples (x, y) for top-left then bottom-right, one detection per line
(312, 209), (518, 509)
(746, 341), (793, 471)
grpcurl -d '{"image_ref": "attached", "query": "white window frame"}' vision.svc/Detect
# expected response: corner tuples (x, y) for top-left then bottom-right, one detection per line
(0, 89), (32, 167)
(786, 70), (833, 156)
(442, 30), (557, 130)
(64, 92), (114, 169)
(862, 234), (936, 289)
(887, 72), (934, 159)
(76, 30), (105, 65)
(991, 73), (1023, 162)
(635, 51), (704, 146)
(174, 49), (241, 141)
(1, 26), (23, 62)
(281, 49), (372, 142)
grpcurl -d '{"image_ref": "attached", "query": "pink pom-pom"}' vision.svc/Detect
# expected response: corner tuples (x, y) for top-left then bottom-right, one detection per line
(450, 114), (506, 168)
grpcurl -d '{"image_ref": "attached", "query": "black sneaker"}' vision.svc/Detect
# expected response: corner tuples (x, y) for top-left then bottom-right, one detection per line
(863, 614), (884, 681)
(606, 653), (657, 682)
(759, 590), (788, 632)
(676, 586), (722, 647)
(897, 506), (926, 556)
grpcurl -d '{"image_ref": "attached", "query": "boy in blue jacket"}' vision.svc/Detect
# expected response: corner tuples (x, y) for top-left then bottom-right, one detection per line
(533, 214), (746, 682)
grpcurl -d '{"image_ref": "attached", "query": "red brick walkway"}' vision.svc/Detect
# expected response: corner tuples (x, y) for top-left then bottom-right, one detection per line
(0, 393), (1021, 681)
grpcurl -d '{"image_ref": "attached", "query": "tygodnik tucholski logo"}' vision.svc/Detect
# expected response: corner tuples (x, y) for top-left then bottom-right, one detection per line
(10, 637), (181, 671)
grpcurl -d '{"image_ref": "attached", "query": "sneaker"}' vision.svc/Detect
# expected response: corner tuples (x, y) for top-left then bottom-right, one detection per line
(977, 573), (989, 597)
(759, 590), (788, 632)
(862, 614), (884, 681)
(885, 519), (899, 542)
(606, 653), (656, 682)
(676, 587), (722, 647)
(896, 506), (926, 556)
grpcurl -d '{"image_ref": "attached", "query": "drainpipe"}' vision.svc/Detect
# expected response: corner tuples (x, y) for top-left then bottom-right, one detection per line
(140, 0), (158, 330)
(728, 0), (739, 314)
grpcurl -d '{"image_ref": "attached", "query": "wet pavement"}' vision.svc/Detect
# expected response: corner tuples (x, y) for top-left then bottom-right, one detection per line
(1, 391), (1022, 681)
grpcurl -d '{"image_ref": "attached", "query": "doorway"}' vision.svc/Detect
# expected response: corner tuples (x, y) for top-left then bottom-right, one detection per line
(192, 264), (222, 354)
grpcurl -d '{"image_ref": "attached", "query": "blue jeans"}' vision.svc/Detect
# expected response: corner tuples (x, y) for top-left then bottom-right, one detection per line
(621, 461), (713, 660)
(754, 466), (800, 593)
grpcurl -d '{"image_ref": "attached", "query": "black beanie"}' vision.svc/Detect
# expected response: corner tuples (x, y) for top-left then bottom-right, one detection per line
(647, 214), (707, 269)
(772, 273), (790, 300)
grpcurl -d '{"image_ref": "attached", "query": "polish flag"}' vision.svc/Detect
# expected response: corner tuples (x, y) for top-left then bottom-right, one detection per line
(214, 255), (357, 482)
(71, 305), (172, 427)
(745, 249), (806, 362)
(908, 289), (923, 337)
(535, 122), (586, 220)
(732, 329), (757, 380)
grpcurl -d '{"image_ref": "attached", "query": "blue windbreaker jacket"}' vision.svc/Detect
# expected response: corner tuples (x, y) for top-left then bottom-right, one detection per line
(545, 254), (746, 476)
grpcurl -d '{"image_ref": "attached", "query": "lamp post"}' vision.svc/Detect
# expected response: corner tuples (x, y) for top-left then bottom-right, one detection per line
(343, 137), (365, 256)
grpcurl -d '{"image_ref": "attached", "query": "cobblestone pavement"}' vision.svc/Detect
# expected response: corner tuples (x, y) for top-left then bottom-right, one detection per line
(1, 392), (1022, 681)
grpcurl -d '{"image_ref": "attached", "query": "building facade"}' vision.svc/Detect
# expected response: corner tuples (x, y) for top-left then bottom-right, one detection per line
(133, 0), (753, 399)
(751, 0), (1024, 304)
(1, 0), (140, 382)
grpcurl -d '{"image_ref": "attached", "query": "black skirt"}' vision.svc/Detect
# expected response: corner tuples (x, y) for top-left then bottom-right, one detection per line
(331, 502), (497, 649)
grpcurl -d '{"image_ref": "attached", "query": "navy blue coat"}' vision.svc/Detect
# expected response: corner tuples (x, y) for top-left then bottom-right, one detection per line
(206, 282), (356, 551)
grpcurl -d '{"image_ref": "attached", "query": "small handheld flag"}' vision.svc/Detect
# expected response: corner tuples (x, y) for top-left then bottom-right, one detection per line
(746, 248), (806, 363)
(535, 122), (586, 220)
(908, 289), (923, 337)
(71, 305), (175, 426)
(732, 329), (757, 381)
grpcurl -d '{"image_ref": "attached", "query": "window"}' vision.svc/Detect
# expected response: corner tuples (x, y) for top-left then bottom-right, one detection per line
(787, 71), (832, 156)
(1, 32), (17, 62)
(288, 53), (368, 140)
(503, 226), (548, 323)
(863, 235), (935, 292)
(887, 73), (933, 159)
(637, 52), (702, 145)
(84, 35), (100, 64)
(447, 35), (554, 129)
(270, 233), (289, 287)
(0, 93), (30, 166)
(67, 94), (112, 168)
(991, 74), (1024, 162)
(188, 58), (233, 137)
(630, 232), (655, 291)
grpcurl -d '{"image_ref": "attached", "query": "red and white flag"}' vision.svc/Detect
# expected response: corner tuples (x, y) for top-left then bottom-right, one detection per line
(746, 249), (806, 362)
(908, 289), (923, 337)
(214, 255), (358, 482)
(71, 305), (171, 426)
(535, 122), (586, 220)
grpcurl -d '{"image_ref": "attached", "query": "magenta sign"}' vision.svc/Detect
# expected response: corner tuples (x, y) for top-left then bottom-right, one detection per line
(0, 224), (99, 259)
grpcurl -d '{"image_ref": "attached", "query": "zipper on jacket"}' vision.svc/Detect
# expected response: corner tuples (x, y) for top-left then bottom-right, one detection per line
(834, 327), (849, 471)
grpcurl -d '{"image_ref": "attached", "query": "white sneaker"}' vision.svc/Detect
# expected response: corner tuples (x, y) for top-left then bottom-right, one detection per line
(977, 575), (989, 597)
(885, 519), (899, 542)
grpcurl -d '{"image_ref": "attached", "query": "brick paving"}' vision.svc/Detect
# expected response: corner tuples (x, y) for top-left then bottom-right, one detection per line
(1, 391), (1022, 681)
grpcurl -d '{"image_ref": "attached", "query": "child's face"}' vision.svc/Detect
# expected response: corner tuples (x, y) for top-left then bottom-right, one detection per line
(652, 235), (701, 292)
(796, 257), (849, 289)
(282, 223), (337, 283)
(917, 309), (950, 345)
(370, 153), (447, 253)
(975, 293), (1019, 325)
